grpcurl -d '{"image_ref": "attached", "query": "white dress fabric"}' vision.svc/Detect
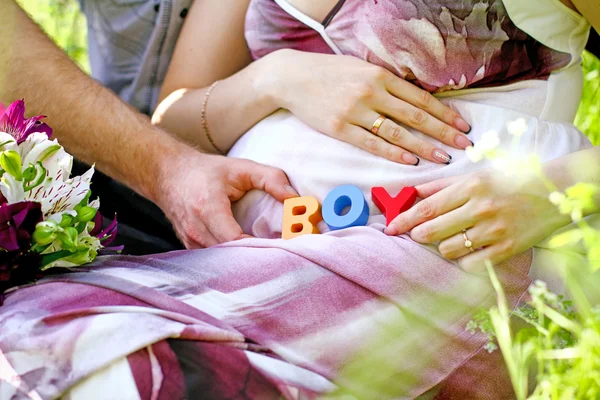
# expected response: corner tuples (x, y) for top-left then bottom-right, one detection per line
(229, 0), (593, 291)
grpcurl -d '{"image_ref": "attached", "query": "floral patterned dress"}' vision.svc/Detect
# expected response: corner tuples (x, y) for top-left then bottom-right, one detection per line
(246, 0), (573, 92)
(0, 2), (593, 400)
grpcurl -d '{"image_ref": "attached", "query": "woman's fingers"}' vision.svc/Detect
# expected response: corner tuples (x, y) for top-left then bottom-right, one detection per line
(415, 175), (464, 198)
(437, 223), (501, 260)
(378, 94), (473, 150)
(409, 204), (475, 244)
(384, 75), (471, 134)
(343, 124), (421, 165)
(458, 243), (516, 274)
(385, 180), (470, 235)
(374, 117), (453, 164)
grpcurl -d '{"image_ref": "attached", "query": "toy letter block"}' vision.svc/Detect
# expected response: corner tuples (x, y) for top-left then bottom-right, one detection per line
(322, 185), (370, 231)
(372, 186), (417, 225)
(282, 196), (322, 240)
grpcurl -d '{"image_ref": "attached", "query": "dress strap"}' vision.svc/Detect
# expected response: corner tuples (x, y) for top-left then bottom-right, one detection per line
(273, 0), (343, 55)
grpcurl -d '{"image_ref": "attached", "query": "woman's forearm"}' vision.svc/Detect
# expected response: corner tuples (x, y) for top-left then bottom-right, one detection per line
(544, 146), (600, 214)
(152, 51), (283, 153)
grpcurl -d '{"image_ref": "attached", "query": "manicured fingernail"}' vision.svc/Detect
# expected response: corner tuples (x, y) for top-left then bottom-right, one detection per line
(455, 117), (471, 133)
(454, 135), (473, 149)
(385, 225), (399, 236)
(402, 153), (420, 165)
(285, 185), (299, 196)
(433, 149), (452, 164)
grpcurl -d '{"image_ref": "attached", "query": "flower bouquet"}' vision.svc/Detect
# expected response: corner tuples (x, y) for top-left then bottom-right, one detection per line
(0, 100), (118, 304)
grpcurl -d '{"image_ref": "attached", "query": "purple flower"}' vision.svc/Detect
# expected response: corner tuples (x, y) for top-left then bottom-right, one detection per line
(0, 201), (43, 305)
(0, 201), (43, 252)
(91, 212), (119, 247)
(0, 251), (42, 305)
(0, 99), (52, 143)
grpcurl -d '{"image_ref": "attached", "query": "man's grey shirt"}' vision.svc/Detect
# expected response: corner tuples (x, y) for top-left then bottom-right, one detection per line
(79, 0), (192, 115)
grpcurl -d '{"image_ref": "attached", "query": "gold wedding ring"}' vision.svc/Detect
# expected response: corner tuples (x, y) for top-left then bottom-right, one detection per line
(462, 229), (475, 252)
(371, 115), (387, 135)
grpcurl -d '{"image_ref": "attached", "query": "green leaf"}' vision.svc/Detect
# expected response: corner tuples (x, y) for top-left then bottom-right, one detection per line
(0, 150), (23, 181)
(40, 250), (74, 269)
(76, 221), (87, 234)
(588, 246), (600, 271)
(548, 229), (584, 249)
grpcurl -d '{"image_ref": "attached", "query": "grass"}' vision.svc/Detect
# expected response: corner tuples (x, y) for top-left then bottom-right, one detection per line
(15, 0), (600, 143)
(576, 52), (600, 145)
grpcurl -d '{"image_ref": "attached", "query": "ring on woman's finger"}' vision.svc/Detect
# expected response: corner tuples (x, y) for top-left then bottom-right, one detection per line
(371, 115), (387, 135)
(439, 227), (488, 260)
(462, 229), (475, 252)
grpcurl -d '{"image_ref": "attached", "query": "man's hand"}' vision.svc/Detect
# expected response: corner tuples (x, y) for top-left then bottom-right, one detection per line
(155, 150), (298, 248)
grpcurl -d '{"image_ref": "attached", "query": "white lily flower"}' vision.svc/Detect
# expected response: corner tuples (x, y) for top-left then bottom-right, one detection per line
(549, 191), (567, 206)
(494, 154), (542, 178)
(0, 132), (18, 152)
(0, 132), (91, 217)
(19, 132), (73, 182)
(507, 118), (528, 137)
(89, 198), (100, 210)
(466, 130), (501, 162)
(571, 208), (583, 222)
(0, 165), (94, 217)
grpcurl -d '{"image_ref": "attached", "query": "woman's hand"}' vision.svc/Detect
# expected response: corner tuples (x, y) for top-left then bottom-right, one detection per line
(263, 49), (473, 165)
(384, 170), (572, 271)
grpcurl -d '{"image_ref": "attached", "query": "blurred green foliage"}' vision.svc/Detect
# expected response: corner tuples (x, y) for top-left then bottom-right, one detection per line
(17, 0), (89, 73)
(576, 52), (600, 145)
(15, 0), (600, 144)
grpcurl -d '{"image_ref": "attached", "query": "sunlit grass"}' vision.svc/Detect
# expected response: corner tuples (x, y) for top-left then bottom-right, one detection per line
(576, 52), (600, 145)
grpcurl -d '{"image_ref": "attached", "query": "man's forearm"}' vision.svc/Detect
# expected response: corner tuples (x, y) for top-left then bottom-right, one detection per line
(0, 1), (190, 203)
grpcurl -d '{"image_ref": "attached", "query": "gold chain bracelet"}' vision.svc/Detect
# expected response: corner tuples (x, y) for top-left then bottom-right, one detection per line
(201, 80), (225, 155)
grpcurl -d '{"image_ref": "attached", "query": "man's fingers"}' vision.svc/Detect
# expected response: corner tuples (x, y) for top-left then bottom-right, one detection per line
(181, 220), (218, 249)
(202, 198), (247, 244)
(245, 162), (299, 202)
(209, 212), (246, 244)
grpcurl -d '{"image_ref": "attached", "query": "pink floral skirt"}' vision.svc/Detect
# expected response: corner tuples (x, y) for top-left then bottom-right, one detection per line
(0, 226), (531, 399)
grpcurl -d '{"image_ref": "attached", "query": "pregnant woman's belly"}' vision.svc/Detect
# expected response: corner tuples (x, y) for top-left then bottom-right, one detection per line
(228, 95), (592, 239)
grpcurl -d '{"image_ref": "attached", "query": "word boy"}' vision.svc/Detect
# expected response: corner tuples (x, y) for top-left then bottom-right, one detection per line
(282, 185), (417, 240)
